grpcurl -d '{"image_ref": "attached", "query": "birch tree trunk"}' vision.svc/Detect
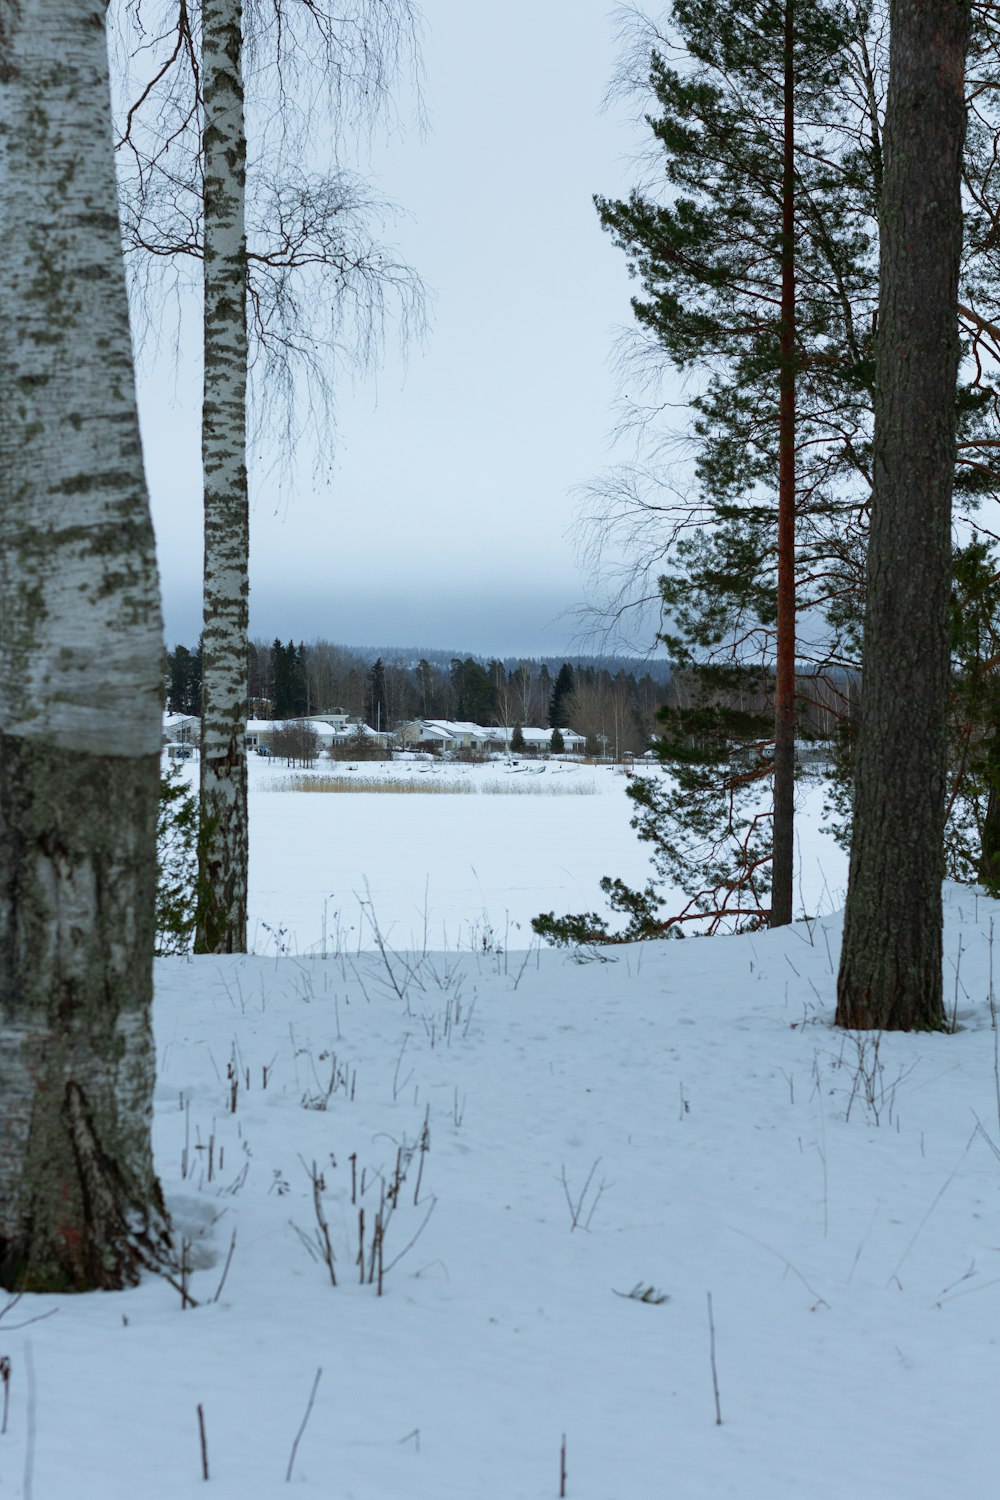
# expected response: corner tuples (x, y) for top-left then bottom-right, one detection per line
(836, 0), (969, 1031)
(0, 0), (171, 1288)
(195, 0), (250, 954)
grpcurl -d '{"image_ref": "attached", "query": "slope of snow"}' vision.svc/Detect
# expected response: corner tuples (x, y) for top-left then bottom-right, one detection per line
(3, 869), (999, 1497)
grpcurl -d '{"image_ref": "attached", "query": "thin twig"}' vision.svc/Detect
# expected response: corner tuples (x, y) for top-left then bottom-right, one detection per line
(197, 1403), (209, 1481)
(382, 1195), (438, 1274)
(212, 1229), (238, 1303)
(707, 1293), (723, 1426)
(286, 1367), (323, 1482)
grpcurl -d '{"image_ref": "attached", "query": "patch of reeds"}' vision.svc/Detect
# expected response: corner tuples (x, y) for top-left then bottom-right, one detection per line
(267, 775), (596, 796)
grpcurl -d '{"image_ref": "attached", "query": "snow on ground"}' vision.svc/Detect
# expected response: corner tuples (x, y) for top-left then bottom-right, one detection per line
(239, 754), (849, 954)
(8, 769), (998, 1498)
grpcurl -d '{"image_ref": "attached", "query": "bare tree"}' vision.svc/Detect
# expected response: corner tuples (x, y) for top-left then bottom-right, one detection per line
(270, 720), (321, 766)
(114, 0), (426, 952)
(0, 0), (171, 1287)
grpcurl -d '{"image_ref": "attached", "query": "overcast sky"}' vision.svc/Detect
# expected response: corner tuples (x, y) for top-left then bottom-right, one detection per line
(135, 0), (653, 657)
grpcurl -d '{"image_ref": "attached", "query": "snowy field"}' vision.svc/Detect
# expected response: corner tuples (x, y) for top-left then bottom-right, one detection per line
(7, 769), (1000, 1497)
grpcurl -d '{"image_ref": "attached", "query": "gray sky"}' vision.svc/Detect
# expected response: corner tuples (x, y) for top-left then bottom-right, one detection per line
(137, 0), (645, 657)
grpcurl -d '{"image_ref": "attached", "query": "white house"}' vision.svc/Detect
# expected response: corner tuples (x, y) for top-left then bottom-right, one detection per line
(246, 716), (391, 755)
(397, 720), (585, 755)
(516, 726), (586, 754)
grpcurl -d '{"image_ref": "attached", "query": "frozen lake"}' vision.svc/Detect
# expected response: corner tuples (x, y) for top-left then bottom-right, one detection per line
(197, 755), (853, 952)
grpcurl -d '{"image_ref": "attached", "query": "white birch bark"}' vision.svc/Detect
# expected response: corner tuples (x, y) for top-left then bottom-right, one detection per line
(0, 0), (170, 1287)
(196, 0), (250, 954)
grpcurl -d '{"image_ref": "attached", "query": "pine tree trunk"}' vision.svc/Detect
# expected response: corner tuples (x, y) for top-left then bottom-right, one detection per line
(977, 729), (1000, 893)
(836, 0), (969, 1031)
(0, 0), (170, 1288)
(195, 0), (250, 954)
(771, 0), (797, 929)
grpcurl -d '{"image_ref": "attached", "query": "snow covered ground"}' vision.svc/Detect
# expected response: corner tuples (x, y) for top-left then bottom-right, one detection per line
(240, 753), (850, 954)
(5, 768), (999, 1498)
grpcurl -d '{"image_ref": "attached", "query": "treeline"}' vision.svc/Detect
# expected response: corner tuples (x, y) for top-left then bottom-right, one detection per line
(166, 637), (857, 757)
(166, 638), (673, 748)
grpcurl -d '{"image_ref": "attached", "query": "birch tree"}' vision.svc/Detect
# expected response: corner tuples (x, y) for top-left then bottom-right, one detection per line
(197, 0), (251, 953)
(115, 0), (424, 953)
(0, 0), (171, 1287)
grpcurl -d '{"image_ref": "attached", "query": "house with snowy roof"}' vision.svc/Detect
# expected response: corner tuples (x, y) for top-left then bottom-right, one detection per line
(397, 720), (585, 754)
(246, 717), (391, 755)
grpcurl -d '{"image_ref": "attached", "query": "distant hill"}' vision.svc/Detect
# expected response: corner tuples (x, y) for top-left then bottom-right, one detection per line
(338, 644), (676, 682)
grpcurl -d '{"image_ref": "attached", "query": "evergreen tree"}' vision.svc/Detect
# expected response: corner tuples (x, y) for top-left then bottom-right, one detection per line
(366, 657), (389, 731)
(945, 542), (1000, 891)
(537, 664), (552, 723)
(837, 0), (970, 1030)
(510, 723), (526, 753)
(596, 0), (865, 927)
(550, 663), (576, 728)
(450, 657), (495, 723)
(272, 639), (292, 717)
(551, 727), (566, 754)
(582, 3), (1000, 940)
(168, 642), (203, 715)
(247, 638), (262, 708)
(293, 642), (309, 716)
(156, 764), (199, 955)
(416, 658), (435, 716)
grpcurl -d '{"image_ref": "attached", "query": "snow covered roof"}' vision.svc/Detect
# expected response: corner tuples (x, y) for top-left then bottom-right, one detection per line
(246, 719), (338, 736)
(402, 719), (584, 744)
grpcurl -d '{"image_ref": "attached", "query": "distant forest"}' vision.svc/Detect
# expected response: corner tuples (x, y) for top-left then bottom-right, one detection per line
(166, 638), (850, 759)
(166, 639), (673, 755)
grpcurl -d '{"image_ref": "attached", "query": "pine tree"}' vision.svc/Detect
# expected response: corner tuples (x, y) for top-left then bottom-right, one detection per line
(946, 542), (1000, 890)
(836, 0), (970, 1030)
(366, 657), (389, 731)
(450, 657), (495, 723)
(271, 639), (292, 718)
(550, 664), (576, 729)
(596, 0), (867, 928)
(168, 643), (202, 715)
(584, 3), (1000, 940)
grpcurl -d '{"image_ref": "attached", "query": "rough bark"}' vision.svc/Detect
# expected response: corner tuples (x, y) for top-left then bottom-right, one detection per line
(195, 0), (250, 954)
(771, 0), (797, 929)
(977, 728), (1000, 892)
(836, 0), (969, 1030)
(0, 0), (170, 1287)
